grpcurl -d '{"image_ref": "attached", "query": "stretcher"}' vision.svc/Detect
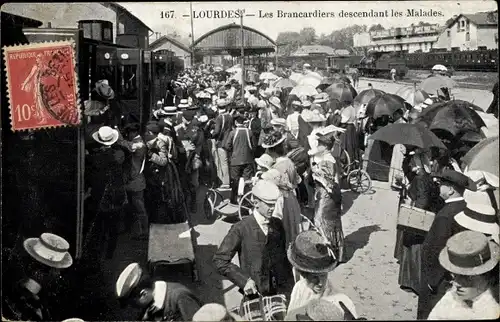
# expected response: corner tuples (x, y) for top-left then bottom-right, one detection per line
(148, 222), (198, 281)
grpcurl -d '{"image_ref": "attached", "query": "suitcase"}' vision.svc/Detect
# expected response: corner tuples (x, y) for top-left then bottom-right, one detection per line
(148, 222), (198, 281)
(397, 204), (435, 232)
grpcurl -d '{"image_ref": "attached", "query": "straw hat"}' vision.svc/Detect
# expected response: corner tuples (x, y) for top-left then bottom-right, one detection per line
(178, 99), (190, 109)
(92, 126), (119, 146)
(455, 190), (499, 236)
(270, 118), (286, 127)
(116, 263), (143, 298)
(287, 230), (337, 273)
(192, 303), (243, 321)
(269, 96), (281, 109)
(162, 106), (178, 116)
(439, 230), (499, 276)
(255, 153), (275, 170)
(261, 131), (286, 148)
(95, 80), (115, 100)
(23, 233), (73, 269)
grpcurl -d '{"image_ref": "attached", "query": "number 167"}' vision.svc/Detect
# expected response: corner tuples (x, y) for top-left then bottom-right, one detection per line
(161, 11), (174, 18)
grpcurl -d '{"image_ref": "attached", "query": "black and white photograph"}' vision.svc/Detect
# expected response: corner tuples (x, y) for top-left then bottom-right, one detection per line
(1, 1), (499, 320)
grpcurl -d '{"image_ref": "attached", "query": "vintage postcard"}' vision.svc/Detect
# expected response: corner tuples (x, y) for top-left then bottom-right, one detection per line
(1, 1), (498, 321)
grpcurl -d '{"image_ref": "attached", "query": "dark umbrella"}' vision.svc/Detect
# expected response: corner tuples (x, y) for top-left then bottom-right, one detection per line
(324, 82), (357, 104)
(353, 88), (385, 106)
(461, 136), (499, 179)
(332, 73), (351, 84)
(365, 93), (406, 119)
(415, 100), (485, 136)
(316, 77), (335, 91)
(273, 77), (297, 89)
(370, 123), (447, 150)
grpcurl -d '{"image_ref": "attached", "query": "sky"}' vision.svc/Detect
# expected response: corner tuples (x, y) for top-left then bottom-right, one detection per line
(119, 1), (498, 41)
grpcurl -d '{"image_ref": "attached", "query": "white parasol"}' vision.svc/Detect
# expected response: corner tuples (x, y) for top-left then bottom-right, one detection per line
(259, 72), (279, 81)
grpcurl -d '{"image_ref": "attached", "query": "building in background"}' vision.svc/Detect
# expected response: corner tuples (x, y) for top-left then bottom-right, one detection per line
(149, 35), (192, 68)
(1, 2), (152, 49)
(353, 24), (442, 53)
(292, 45), (350, 56)
(433, 11), (498, 51)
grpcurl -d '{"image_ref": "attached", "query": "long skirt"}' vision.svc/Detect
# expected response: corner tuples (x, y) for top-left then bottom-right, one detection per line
(394, 227), (426, 294)
(314, 187), (344, 262)
(278, 190), (302, 249)
(340, 123), (359, 162)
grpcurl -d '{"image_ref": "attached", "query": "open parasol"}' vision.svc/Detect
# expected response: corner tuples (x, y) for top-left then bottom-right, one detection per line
(369, 123), (447, 150)
(415, 100), (486, 136)
(290, 84), (318, 97)
(316, 77), (336, 91)
(331, 73), (352, 84)
(289, 72), (304, 83)
(260, 72), (279, 81)
(297, 75), (322, 88)
(461, 136), (499, 181)
(273, 77), (297, 89)
(354, 88), (385, 107)
(395, 86), (430, 106)
(419, 75), (457, 94)
(324, 82), (357, 104)
(365, 93), (406, 119)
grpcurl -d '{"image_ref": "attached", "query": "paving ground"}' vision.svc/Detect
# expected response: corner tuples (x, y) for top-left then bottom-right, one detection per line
(71, 78), (494, 320)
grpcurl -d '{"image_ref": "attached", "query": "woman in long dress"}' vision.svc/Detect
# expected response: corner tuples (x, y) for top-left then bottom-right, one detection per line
(310, 132), (344, 262)
(262, 131), (302, 248)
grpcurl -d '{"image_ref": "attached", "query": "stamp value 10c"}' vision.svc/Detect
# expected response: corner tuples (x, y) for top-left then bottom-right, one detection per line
(3, 40), (81, 131)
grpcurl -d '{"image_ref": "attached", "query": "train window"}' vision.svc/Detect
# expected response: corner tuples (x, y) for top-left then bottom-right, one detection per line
(119, 65), (138, 100)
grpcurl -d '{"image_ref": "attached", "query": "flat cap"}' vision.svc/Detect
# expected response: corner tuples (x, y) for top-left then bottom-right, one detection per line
(252, 179), (280, 204)
(116, 263), (142, 298)
(432, 169), (477, 191)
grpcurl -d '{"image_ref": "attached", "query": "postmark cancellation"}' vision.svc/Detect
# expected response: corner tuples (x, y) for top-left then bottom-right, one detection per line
(3, 40), (81, 132)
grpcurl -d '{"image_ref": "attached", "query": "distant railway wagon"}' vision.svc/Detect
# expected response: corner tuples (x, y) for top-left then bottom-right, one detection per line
(404, 49), (498, 72)
(354, 52), (409, 78)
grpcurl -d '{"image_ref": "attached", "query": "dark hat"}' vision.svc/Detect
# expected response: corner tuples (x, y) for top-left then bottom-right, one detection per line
(316, 132), (335, 146)
(146, 122), (161, 134)
(234, 114), (245, 124)
(95, 80), (115, 100)
(123, 122), (141, 133)
(287, 230), (337, 273)
(182, 110), (197, 121)
(439, 230), (499, 276)
(432, 169), (477, 191)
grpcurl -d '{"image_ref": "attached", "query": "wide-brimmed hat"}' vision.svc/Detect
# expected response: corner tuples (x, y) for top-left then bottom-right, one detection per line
(302, 101), (312, 109)
(291, 100), (302, 108)
(162, 106), (178, 115)
(257, 100), (268, 109)
(306, 110), (327, 124)
(178, 99), (190, 109)
(192, 303), (243, 321)
(23, 233), (73, 269)
(116, 263), (143, 298)
(261, 131), (286, 149)
(255, 153), (275, 170)
(287, 230), (337, 273)
(439, 230), (499, 276)
(217, 99), (230, 109)
(95, 80), (115, 100)
(290, 293), (358, 321)
(252, 179), (280, 204)
(92, 126), (119, 146)
(303, 63), (311, 68)
(270, 118), (286, 127)
(455, 190), (499, 236)
(432, 169), (477, 191)
(313, 92), (329, 104)
(260, 90), (272, 99)
(269, 96), (281, 109)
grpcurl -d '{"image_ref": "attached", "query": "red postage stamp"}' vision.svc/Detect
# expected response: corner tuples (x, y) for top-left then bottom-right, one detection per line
(3, 40), (81, 131)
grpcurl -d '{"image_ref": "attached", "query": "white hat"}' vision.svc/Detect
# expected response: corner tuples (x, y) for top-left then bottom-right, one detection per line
(270, 118), (286, 127)
(257, 100), (267, 109)
(92, 126), (119, 146)
(162, 106), (178, 115)
(454, 190), (500, 236)
(192, 303), (242, 321)
(23, 233), (73, 269)
(269, 96), (281, 109)
(302, 101), (312, 108)
(198, 115), (209, 123)
(303, 63), (311, 68)
(205, 88), (215, 95)
(217, 99), (229, 109)
(255, 153), (275, 170)
(252, 180), (280, 204)
(178, 99), (190, 109)
(116, 263), (143, 298)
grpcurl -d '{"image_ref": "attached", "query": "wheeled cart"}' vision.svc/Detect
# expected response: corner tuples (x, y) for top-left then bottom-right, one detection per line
(148, 222), (198, 282)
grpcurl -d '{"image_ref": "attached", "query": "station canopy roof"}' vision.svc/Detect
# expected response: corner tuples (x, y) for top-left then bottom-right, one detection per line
(192, 23), (276, 56)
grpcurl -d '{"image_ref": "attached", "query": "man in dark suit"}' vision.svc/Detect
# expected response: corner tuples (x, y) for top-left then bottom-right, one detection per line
(119, 123), (148, 239)
(211, 99), (233, 188)
(224, 114), (255, 205)
(417, 169), (477, 319)
(213, 180), (294, 299)
(248, 106), (263, 158)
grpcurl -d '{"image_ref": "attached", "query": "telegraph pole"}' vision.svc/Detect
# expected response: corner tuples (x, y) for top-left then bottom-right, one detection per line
(240, 13), (245, 102)
(190, 1), (195, 67)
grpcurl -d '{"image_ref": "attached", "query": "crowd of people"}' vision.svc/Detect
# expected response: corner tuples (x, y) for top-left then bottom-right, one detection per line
(3, 61), (499, 321)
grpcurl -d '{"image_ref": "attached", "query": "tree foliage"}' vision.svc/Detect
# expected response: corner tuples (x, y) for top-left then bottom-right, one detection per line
(276, 25), (368, 56)
(368, 24), (385, 32)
